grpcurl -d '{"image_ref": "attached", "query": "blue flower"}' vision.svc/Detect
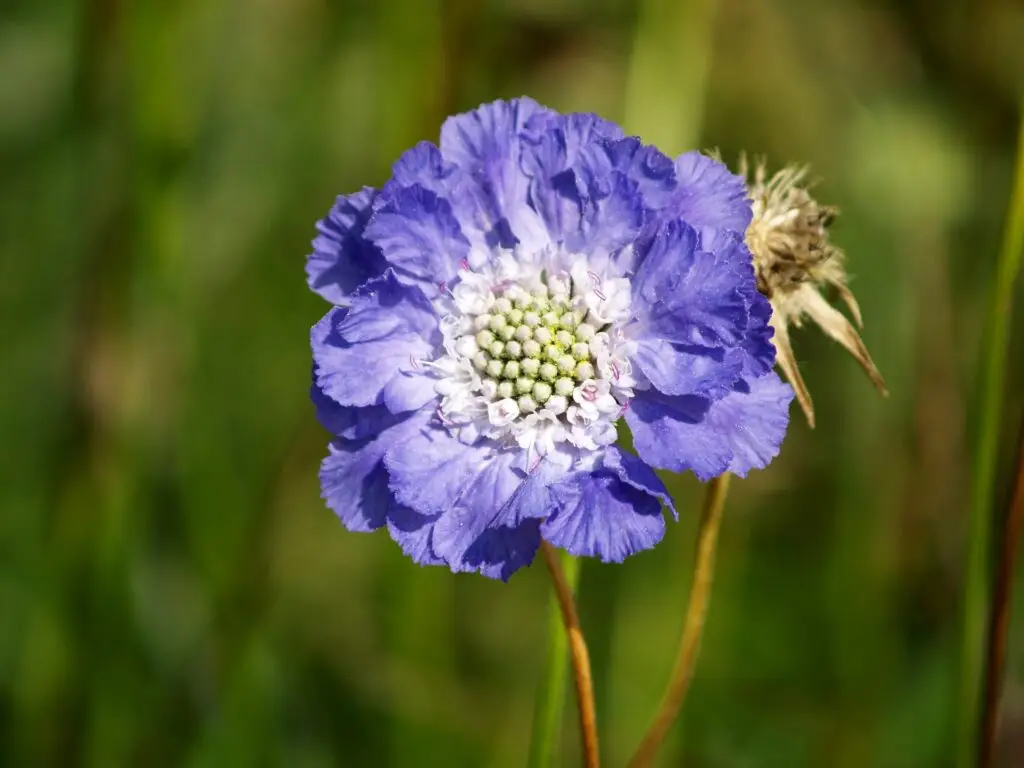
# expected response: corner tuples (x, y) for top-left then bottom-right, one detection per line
(308, 98), (793, 580)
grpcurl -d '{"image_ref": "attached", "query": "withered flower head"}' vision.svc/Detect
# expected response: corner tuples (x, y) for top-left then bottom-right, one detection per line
(740, 156), (887, 428)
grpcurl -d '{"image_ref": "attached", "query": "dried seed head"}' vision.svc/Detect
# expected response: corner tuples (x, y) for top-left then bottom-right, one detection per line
(740, 155), (888, 428)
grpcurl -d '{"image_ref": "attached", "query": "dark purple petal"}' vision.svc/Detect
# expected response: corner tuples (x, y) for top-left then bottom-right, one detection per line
(307, 187), (387, 303)
(320, 438), (392, 532)
(311, 380), (406, 440)
(387, 503), (445, 566)
(630, 220), (749, 347)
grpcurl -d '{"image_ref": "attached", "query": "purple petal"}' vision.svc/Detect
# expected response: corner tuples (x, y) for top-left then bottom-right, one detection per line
(307, 187), (387, 303)
(630, 220), (749, 348)
(364, 185), (472, 298)
(311, 380), (405, 439)
(440, 97), (556, 251)
(625, 390), (733, 481)
(385, 423), (538, 579)
(632, 338), (742, 399)
(320, 438), (392, 532)
(312, 274), (440, 409)
(702, 373), (794, 476)
(540, 448), (668, 562)
(666, 151), (752, 234)
(387, 502), (445, 567)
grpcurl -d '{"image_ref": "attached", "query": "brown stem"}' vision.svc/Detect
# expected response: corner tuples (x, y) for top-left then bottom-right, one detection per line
(627, 473), (731, 768)
(539, 540), (600, 768)
(979, 414), (1024, 767)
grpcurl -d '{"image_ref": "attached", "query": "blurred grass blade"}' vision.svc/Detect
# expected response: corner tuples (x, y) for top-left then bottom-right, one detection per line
(622, 0), (717, 153)
(958, 104), (1024, 768)
(980, 413), (1024, 767)
(528, 551), (581, 768)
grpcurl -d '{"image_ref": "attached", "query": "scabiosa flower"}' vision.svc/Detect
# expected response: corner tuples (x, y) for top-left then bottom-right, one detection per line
(308, 98), (793, 580)
(741, 157), (887, 428)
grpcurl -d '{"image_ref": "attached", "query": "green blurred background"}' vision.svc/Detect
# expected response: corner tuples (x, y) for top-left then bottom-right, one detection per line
(4, 0), (1024, 765)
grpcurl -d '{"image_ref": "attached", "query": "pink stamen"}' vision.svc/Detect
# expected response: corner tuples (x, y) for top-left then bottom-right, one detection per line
(610, 359), (620, 380)
(587, 270), (602, 285)
(409, 355), (421, 371)
(529, 454), (543, 474)
(593, 288), (607, 301)
(438, 280), (447, 293)
(460, 259), (471, 271)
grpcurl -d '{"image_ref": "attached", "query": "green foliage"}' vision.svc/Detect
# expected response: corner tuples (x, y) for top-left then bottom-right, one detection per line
(2, 0), (1023, 765)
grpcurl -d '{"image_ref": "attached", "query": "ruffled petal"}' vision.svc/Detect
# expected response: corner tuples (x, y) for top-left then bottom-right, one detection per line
(700, 373), (794, 476)
(440, 97), (556, 251)
(627, 373), (793, 480)
(387, 503), (445, 567)
(630, 220), (749, 348)
(385, 423), (538, 579)
(312, 274), (440, 409)
(666, 151), (752, 234)
(540, 448), (668, 562)
(311, 380), (406, 439)
(307, 187), (388, 303)
(633, 338), (742, 399)
(625, 390), (733, 481)
(364, 185), (472, 298)
(320, 438), (392, 532)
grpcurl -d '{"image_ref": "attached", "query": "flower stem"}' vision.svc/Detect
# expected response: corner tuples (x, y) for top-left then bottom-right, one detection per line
(536, 541), (600, 768)
(979, 415), (1024, 767)
(958, 106), (1024, 768)
(528, 548), (581, 768)
(627, 473), (731, 768)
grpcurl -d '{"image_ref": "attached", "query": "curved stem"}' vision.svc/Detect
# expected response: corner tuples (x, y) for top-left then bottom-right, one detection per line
(528, 550), (581, 768)
(958, 105), (1024, 768)
(627, 473), (731, 768)
(539, 541), (600, 768)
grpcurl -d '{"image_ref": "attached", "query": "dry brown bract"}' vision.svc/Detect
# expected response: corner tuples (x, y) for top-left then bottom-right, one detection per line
(740, 156), (888, 428)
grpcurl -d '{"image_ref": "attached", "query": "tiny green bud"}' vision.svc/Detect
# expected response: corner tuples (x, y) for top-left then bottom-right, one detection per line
(489, 315), (507, 333)
(503, 360), (521, 379)
(472, 351), (489, 371)
(541, 311), (560, 327)
(521, 357), (540, 377)
(555, 330), (574, 347)
(485, 359), (504, 378)
(539, 362), (558, 381)
(489, 340), (506, 358)
(554, 377), (575, 397)
(575, 361), (595, 380)
(497, 324), (516, 341)
(505, 340), (522, 358)
(476, 329), (495, 348)
(523, 311), (541, 328)
(571, 342), (590, 359)
(545, 344), (562, 362)
(494, 297), (513, 315)
(516, 376), (535, 395)
(518, 395), (538, 414)
(575, 322), (596, 341)
(534, 327), (553, 345)
(557, 354), (576, 374)
(474, 313), (493, 331)
(507, 308), (524, 325)
(514, 325), (533, 341)
(532, 381), (552, 403)
(522, 339), (542, 358)
(497, 381), (515, 399)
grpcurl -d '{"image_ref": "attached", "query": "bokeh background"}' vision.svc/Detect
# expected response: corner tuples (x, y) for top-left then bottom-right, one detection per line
(4, 0), (1024, 765)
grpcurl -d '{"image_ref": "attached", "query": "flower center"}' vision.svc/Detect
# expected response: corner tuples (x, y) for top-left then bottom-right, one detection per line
(432, 255), (637, 460)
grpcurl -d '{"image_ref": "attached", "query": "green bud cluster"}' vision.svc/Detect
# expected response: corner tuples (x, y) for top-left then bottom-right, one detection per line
(464, 289), (599, 416)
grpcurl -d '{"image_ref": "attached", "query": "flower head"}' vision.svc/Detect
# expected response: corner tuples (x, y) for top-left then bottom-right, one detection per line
(741, 157), (887, 428)
(308, 99), (793, 579)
